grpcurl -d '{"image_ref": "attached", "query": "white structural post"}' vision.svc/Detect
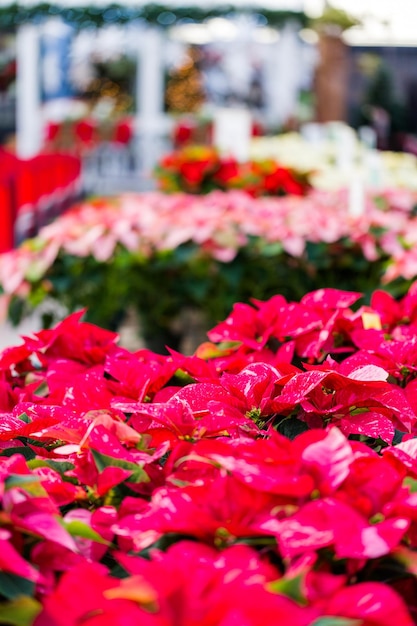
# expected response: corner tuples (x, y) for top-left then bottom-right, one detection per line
(265, 23), (302, 128)
(135, 26), (166, 175)
(16, 24), (43, 158)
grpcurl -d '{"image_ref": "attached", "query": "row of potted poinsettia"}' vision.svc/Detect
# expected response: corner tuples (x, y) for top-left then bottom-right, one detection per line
(1, 284), (417, 623)
(44, 117), (135, 153)
(154, 145), (312, 196)
(1, 187), (417, 345)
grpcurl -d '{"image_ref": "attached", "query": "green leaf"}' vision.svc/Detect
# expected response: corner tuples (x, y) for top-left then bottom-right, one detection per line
(4, 475), (41, 490)
(0, 448), (36, 462)
(8, 298), (26, 327)
(33, 381), (49, 397)
(0, 574), (34, 601)
(28, 459), (75, 475)
(4, 474), (47, 499)
(268, 573), (307, 604)
(259, 241), (284, 256)
(62, 520), (111, 546)
(276, 417), (309, 440)
(310, 617), (363, 626)
(404, 477), (417, 493)
(0, 596), (42, 625)
(110, 563), (130, 579)
(17, 414), (30, 424)
(91, 450), (149, 484)
(392, 429), (406, 445)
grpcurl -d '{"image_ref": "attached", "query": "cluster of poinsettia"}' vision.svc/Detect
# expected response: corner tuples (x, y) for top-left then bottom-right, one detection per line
(1, 187), (417, 301)
(154, 145), (311, 196)
(2, 285), (417, 623)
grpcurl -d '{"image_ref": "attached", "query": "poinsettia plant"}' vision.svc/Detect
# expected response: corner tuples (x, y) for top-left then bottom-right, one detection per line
(154, 145), (311, 196)
(0, 285), (417, 622)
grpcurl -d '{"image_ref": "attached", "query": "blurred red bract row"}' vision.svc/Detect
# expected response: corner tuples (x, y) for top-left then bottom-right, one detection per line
(44, 117), (135, 153)
(0, 148), (81, 252)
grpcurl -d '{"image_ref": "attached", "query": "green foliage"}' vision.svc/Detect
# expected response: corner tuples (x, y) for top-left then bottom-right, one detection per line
(62, 520), (111, 546)
(269, 572), (307, 604)
(310, 6), (360, 32)
(311, 617), (363, 626)
(0, 574), (34, 601)
(7, 234), (411, 352)
(0, 597), (41, 626)
(276, 417), (310, 440)
(91, 449), (150, 484)
(0, 447), (36, 461)
(0, 3), (307, 30)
